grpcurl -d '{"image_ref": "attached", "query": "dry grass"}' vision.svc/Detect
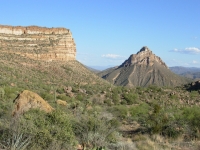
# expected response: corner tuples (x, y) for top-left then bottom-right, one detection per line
(133, 134), (200, 150)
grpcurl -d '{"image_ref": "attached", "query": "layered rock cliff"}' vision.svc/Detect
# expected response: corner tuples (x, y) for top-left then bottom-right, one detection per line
(0, 25), (76, 61)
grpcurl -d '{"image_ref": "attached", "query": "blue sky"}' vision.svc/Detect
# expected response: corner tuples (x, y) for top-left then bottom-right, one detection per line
(1, 0), (200, 68)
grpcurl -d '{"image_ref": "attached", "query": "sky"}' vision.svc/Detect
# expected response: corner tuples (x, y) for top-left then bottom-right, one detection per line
(1, 0), (200, 69)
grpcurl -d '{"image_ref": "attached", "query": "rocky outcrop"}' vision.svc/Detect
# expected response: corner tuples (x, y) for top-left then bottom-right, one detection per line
(12, 90), (54, 116)
(98, 46), (190, 87)
(0, 25), (76, 61)
(120, 46), (168, 68)
(56, 99), (67, 106)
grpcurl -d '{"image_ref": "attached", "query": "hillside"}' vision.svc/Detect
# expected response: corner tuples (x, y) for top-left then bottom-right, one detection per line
(0, 25), (108, 91)
(0, 25), (200, 150)
(98, 46), (190, 87)
(0, 52), (109, 93)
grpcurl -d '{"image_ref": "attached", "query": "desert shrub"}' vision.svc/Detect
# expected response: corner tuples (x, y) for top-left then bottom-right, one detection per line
(181, 106), (200, 139)
(72, 111), (120, 149)
(129, 103), (150, 123)
(121, 87), (129, 93)
(169, 94), (178, 100)
(19, 109), (76, 149)
(105, 92), (112, 98)
(145, 104), (183, 138)
(147, 85), (162, 92)
(123, 93), (138, 105)
(56, 88), (65, 94)
(146, 104), (168, 134)
(86, 89), (94, 95)
(136, 86), (143, 91)
(40, 92), (54, 101)
(70, 100), (81, 109)
(162, 122), (184, 139)
(4, 86), (19, 100)
(104, 99), (112, 106)
(147, 104), (162, 134)
(76, 94), (84, 101)
(57, 94), (71, 101)
(190, 91), (199, 99)
(0, 87), (5, 100)
(0, 127), (31, 150)
(112, 86), (123, 95)
(72, 86), (79, 93)
(111, 91), (120, 105)
(0, 114), (33, 150)
(109, 105), (128, 120)
(0, 100), (13, 119)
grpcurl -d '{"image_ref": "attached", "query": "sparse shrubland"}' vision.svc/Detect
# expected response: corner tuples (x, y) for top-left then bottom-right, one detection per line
(0, 53), (200, 149)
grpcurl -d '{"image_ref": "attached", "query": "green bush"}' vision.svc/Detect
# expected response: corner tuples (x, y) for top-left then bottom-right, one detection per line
(72, 112), (119, 149)
(146, 104), (168, 134)
(181, 106), (200, 139)
(111, 92), (120, 105)
(123, 93), (138, 105)
(144, 104), (184, 139)
(162, 122), (183, 139)
(56, 88), (65, 94)
(40, 92), (54, 101)
(104, 99), (112, 106)
(129, 103), (149, 123)
(4, 86), (19, 100)
(190, 91), (199, 99)
(110, 105), (128, 120)
(0, 87), (5, 99)
(76, 94), (84, 101)
(147, 85), (162, 92)
(20, 109), (77, 149)
(57, 94), (71, 101)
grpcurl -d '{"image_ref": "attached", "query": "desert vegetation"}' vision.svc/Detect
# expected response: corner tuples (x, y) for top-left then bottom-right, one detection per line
(0, 53), (200, 149)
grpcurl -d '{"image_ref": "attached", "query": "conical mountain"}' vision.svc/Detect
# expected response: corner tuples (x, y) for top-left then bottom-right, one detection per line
(98, 46), (191, 87)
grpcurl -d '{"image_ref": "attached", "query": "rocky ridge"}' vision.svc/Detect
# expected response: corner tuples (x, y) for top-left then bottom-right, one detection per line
(120, 46), (168, 68)
(0, 25), (76, 61)
(98, 46), (190, 87)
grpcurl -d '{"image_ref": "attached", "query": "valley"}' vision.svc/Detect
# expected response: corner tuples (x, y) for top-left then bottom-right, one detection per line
(0, 25), (200, 150)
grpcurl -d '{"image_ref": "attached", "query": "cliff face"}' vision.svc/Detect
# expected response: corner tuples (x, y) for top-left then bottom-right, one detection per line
(0, 25), (76, 61)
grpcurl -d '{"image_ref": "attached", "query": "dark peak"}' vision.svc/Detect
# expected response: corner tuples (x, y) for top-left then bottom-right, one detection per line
(137, 46), (152, 54)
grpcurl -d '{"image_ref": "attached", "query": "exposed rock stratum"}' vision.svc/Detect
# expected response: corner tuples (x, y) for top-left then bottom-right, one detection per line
(0, 25), (76, 61)
(98, 46), (190, 87)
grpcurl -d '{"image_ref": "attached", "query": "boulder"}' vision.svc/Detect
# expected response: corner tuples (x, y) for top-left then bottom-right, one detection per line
(12, 90), (54, 116)
(56, 99), (67, 106)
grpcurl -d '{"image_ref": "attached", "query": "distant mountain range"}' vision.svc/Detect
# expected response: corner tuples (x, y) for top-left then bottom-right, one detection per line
(170, 66), (200, 80)
(97, 46), (190, 87)
(87, 65), (115, 71)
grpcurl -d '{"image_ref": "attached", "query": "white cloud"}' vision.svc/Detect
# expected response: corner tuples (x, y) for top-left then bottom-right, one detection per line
(101, 54), (125, 59)
(185, 47), (200, 53)
(192, 60), (198, 64)
(170, 47), (200, 54)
